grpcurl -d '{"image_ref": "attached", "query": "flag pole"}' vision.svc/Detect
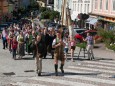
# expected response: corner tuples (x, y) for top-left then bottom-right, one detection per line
(66, 3), (74, 40)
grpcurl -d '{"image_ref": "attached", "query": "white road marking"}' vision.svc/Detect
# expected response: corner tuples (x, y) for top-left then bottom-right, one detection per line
(30, 77), (97, 86)
(65, 75), (115, 85)
(68, 66), (115, 73)
(83, 61), (115, 66)
(11, 82), (46, 86)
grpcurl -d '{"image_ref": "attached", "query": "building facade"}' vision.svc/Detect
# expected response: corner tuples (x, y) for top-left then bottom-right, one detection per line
(71, 0), (92, 20)
(54, 0), (92, 20)
(54, 0), (62, 13)
(91, 0), (115, 22)
(90, 0), (115, 29)
(36, 0), (54, 7)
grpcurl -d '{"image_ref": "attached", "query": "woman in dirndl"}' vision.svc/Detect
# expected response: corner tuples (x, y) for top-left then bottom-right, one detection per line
(17, 31), (25, 59)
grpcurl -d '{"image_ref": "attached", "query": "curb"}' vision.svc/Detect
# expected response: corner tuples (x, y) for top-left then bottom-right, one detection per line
(106, 48), (115, 52)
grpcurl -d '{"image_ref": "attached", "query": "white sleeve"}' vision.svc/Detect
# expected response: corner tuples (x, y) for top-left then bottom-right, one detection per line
(52, 39), (56, 46)
(17, 35), (19, 42)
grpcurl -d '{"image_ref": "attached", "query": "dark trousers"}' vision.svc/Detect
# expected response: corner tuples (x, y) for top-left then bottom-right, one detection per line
(44, 45), (48, 58)
(12, 49), (16, 58)
(2, 39), (7, 49)
(33, 50), (36, 58)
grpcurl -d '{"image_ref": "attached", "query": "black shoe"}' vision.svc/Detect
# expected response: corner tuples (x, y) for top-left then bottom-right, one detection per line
(43, 57), (46, 59)
(38, 72), (41, 76)
(60, 67), (64, 73)
(55, 71), (58, 76)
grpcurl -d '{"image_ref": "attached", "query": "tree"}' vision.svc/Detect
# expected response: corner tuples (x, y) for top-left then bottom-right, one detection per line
(39, 7), (49, 12)
(77, 13), (89, 28)
(40, 10), (60, 20)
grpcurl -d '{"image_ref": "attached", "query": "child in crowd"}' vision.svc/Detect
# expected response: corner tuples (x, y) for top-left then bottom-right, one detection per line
(11, 36), (18, 60)
(70, 38), (76, 62)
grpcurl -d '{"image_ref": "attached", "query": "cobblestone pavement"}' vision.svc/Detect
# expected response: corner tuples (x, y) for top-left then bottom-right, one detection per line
(0, 40), (115, 86)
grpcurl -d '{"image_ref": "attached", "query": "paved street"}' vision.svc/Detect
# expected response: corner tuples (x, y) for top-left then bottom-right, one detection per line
(0, 40), (115, 86)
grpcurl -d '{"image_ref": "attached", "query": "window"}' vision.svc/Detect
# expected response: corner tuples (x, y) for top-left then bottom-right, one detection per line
(75, 3), (76, 11)
(78, 0), (83, 3)
(48, 0), (54, 4)
(73, 1), (77, 11)
(73, 1), (75, 11)
(106, 0), (108, 10)
(87, 4), (89, 13)
(81, 4), (82, 13)
(95, 0), (98, 9)
(78, 4), (79, 11)
(100, 0), (102, 10)
(84, 4), (86, 13)
(112, 0), (115, 11)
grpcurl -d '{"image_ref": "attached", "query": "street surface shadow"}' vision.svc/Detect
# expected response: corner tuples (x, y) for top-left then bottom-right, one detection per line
(21, 57), (34, 60)
(93, 46), (100, 48)
(92, 58), (113, 61)
(3, 72), (15, 76)
(40, 72), (101, 76)
(67, 58), (93, 61)
(67, 58), (85, 61)
(64, 72), (101, 76)
(41, 72), (64, 76)
(24, 70), (35, 72)
(71, 57), (114, 61)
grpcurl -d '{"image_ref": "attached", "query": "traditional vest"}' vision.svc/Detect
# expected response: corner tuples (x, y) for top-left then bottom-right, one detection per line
(54, 38), (64, 55)
(18, 35), (24, 43)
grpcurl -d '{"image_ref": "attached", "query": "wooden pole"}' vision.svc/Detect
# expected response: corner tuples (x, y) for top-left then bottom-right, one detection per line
(66, 6), (74, 40)
(61, 0), (67, 26)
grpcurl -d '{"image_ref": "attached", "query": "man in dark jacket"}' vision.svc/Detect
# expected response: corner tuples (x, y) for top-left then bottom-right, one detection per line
(35, 34), (45, 76)
(41, 28), (49, 59)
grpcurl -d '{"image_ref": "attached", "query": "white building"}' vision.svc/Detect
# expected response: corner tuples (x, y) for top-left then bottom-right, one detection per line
(54, 0), (92, 20)
(54, 0), (63, 13)
(71, 0), (92, 20)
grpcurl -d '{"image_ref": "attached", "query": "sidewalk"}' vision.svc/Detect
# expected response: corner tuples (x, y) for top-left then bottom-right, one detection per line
(75, 43), (115, 60)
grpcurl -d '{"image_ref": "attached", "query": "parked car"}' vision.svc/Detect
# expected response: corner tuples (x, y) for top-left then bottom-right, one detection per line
(74, 29), (102, 43)
(74, 28), (86, 43)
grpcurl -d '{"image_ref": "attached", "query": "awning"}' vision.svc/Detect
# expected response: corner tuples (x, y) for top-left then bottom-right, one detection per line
(86, 17), (94, 22)
(86, 18), (98, 25)
(89, 18), (98, 25)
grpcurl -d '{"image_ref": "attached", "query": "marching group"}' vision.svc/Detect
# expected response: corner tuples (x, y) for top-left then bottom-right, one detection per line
(1, 21), (94, 76)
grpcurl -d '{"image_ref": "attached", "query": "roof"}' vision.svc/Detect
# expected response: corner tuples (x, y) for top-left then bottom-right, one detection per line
(89, 12), (115, 18)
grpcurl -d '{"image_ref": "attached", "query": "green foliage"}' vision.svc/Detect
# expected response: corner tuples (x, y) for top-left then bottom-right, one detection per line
(76, 42), (87, 49)
(41, 11), (50, 19)
(40, 7), (49, 12)
(97, 28), (115, 51)
(97, 28), (115, 44)
(27, 1), (39, 11)
(49, 10), (60, 20)
(40, 10), (60, 20)
(106, 44), (115, 51)
(18, 7), (25, 14)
